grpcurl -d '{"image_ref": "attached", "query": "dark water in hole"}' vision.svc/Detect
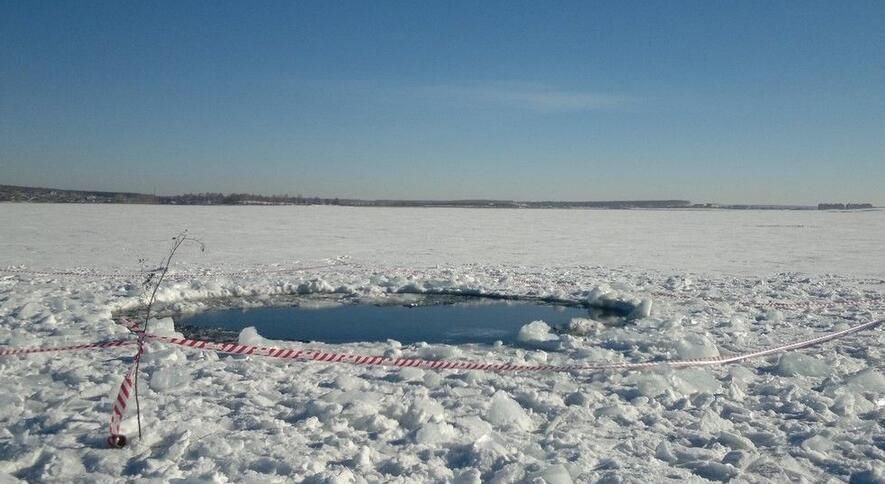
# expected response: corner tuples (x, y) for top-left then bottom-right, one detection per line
(175, 299), (611, 345)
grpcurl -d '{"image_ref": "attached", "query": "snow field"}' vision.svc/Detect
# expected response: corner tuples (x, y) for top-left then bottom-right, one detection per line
(0, 205), (883, 483)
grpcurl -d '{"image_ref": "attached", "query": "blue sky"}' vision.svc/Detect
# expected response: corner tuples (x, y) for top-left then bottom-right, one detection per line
(1, 1), (883, 204)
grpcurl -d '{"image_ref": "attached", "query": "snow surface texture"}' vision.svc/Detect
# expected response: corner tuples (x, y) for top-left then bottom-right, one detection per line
(0, 205), (884, 483)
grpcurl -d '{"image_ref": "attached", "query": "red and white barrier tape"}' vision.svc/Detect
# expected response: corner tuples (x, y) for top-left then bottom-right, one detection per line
(0, 334), (142, 447)
(108, 345), (142, 447)
(147, 318), (883, 372)
(2, 319), (881, 371)
(650, 291), (882, 311)
(110, 367), (134, 437)
(0, 339), (135, 356)
(2, 317), (881, 448)
(0, 261), (349, 280)
(107, 318), (147, 448)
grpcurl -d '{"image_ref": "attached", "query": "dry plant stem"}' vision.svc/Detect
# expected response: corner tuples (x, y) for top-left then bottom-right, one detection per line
(133, 232), (203, 440)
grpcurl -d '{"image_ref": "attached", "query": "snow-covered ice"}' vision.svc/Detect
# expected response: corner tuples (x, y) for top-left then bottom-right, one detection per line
(516, 321), (560, 347)
(0, 204), (883, 482)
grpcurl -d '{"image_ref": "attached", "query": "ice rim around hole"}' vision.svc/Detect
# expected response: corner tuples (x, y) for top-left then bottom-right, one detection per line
(112, 293), (645, 347)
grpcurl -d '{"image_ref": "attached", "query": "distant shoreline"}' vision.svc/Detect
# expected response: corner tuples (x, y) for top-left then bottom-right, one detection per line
(0, 184), (876, 211)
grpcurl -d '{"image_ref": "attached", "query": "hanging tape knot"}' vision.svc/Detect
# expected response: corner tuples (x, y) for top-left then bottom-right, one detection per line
(106, 434), (127, 449)
(107, 317), (148, 448)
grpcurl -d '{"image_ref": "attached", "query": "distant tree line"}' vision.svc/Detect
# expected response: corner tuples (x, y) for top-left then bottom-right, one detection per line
(0, 185), (155, 204)
(157, 193), (342, 205)
(0, 185), (694, 209)
(13, 184), (870, 211)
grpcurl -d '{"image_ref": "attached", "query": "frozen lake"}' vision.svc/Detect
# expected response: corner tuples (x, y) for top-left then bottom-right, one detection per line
(1, 204), (883, 277)
(0, 204), (883, 483)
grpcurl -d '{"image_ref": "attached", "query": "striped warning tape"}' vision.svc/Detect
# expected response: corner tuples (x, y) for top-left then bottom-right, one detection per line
(0, 261), (350, 280)
(148, 318), (883, 372)
(108, 344), (142, 447)
(0, 339), (135, 356)
(108, 318), (146, 448)
(650, 291), (883, 311)
(2, 319), (881, 370)
(1, 317), (881, 447)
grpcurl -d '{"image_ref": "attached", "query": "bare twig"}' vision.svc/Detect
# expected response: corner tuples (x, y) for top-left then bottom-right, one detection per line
(133, 230), (204, 440)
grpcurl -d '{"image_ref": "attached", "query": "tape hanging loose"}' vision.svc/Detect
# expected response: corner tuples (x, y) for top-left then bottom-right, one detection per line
(2, 319), (881, 371)
(0, 261), (349, 280)
(1, 317), (881, 448)
(0, 339), (135, 356)
(149, 318), (883, 372)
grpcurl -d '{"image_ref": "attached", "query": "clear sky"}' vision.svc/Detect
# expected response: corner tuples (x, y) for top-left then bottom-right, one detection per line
(1, 1), (883, 204)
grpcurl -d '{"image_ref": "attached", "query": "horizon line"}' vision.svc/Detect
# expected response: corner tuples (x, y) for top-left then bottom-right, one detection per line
(4, 183), (879, 209)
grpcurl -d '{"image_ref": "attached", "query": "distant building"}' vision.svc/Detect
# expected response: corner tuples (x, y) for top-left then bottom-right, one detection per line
(818, 203), (873, 210)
